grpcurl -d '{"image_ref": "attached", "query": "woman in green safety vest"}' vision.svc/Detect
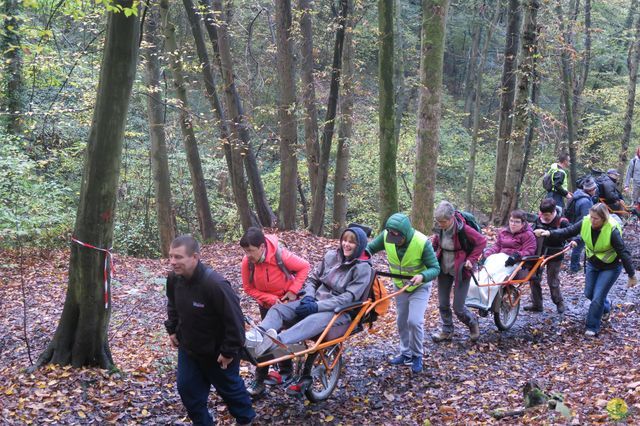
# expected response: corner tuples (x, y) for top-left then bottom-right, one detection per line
(534, 203), (637, 337)
(367, 213), (440, 373)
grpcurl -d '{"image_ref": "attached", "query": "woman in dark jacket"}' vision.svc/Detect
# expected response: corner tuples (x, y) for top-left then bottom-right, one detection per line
(431, 201), (487, 342)
(535, 203), (637, 336)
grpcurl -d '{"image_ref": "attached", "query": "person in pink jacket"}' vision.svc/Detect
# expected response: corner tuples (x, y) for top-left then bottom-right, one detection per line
(240, 227), (310, 397)
(483, 209), (537, 267)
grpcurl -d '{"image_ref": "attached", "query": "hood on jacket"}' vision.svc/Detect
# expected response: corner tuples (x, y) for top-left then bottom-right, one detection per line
(384, 213), (415, 246)
(340, 226), (369, 261)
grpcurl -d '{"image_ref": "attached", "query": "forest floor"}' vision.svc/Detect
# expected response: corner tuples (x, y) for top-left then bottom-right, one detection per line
(1, 225), (640, 425)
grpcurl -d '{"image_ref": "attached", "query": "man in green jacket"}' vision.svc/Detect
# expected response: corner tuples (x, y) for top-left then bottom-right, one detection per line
(367, 213), (440, 373)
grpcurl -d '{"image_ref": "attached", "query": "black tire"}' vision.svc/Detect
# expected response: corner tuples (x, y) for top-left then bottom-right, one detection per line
(304, 345), (343, 402)
(493, 286), (520, 331)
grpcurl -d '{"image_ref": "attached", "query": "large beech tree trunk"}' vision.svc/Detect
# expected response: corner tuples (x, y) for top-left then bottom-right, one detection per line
(208, 0), (276, 228)
(332, 0), (354, 238)
(34, 2), (139, 369)
(143, 3), (175, 257)
(183, 0), (254, 230)
(378, 0), (398, 228)
(2, 0), (24, 134)
(411, 0), (450, 232)
(297, 0), (320, 201)
(498, 0), (539, 224)
(308, 0), (348, 236)
(160, 0), (216, 240)
(492, 0), (522, 222)
(275, 0), (299, 230)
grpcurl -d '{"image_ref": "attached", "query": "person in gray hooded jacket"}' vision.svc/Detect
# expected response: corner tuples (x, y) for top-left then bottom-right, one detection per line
(251, 226), (373, 356)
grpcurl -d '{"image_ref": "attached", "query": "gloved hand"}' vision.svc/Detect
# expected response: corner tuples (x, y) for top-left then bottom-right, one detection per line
(295, 300), (318, 318)
(628, 275), (638, 288)
(299, 296), (315, 305)
(504, 252), (522, 267)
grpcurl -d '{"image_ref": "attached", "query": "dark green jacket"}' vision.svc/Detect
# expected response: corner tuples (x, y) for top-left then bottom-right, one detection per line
(366, 213), (440, 283)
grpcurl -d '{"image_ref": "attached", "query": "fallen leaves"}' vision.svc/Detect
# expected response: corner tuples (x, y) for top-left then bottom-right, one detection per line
(0, 228), (639, 424)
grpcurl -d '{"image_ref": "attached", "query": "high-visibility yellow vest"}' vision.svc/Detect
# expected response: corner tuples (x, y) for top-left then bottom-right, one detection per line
(580, 215), (622, 264)
(384, 230), (428, 292)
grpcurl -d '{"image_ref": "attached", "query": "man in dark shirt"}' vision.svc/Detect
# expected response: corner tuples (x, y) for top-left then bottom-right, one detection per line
(527, 199), (570, 313)
(165, 235), (255, 425)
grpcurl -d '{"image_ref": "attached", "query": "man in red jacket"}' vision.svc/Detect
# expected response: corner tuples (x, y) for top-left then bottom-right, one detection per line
(240, 227), (310, 397)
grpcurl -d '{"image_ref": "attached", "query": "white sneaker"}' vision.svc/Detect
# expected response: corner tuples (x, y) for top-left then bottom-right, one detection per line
(245, 329), (263, 348)
(584, 330), (596, 337)
(255, 329), (278, 356)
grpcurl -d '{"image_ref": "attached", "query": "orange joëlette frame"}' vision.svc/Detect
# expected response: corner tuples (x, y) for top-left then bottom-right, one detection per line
(472, 246), (572, 307)
(255, 282), (411, 369)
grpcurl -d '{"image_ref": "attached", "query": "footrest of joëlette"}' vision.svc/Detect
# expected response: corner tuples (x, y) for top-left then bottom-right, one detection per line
(255, 343), (306, 363)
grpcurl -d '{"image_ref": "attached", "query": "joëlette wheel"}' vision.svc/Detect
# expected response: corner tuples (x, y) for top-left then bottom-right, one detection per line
(304, 345), (343, 402)
(493, 285), (520, 331)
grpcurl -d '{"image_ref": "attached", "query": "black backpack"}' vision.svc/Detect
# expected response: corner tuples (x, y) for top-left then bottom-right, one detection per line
(564, 194), (588, 223)
(542, 170), (554, 192)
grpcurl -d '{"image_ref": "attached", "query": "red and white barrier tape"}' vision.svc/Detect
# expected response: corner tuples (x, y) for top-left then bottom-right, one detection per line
(71, 237), (113, 309)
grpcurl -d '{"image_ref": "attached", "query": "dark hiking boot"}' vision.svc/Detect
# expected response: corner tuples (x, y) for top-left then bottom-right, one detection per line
(431, 330), (453, 343)
(523, 305), (543, 312)
(556, 302), (566, 314)
(469, 319), (480, 342)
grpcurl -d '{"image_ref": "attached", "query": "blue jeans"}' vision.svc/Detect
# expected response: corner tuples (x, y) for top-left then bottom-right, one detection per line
(584, 262), (622, 333)
(570, 239), (585, 272)
(177, 348), (255, 425)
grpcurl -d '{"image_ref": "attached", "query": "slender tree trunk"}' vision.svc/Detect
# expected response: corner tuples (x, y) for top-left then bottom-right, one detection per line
(309, 0), (348, 236)
(275, 0), (299, 229)
(297, 174), (309, 227)
(519, 36), (540, 192)
(498, 0), (539, 224)
(556, 0), (577, 191)
(182, 0), (254, 230)
(623, 0), (639, 54)
(196, 0), (258, 230)
(143, 3), (175, 257)
(411, 0), (450, 232)
(2, 0), (24, 134)
(393, 0), (409, 147)
(208, 0), (276, 227)
(492, 0), (522, 222)
(378, 0), (397, 228)
(160, 0), (216, 241)
(34, 1), (139, 369)
(297, 0), (320, 199)
(466, 0), (501, 210)
(621, 5), (640, 177)
(332, 0), (354, 238)
(463, 4), (482, 128)
(572, 0), (591, 130)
